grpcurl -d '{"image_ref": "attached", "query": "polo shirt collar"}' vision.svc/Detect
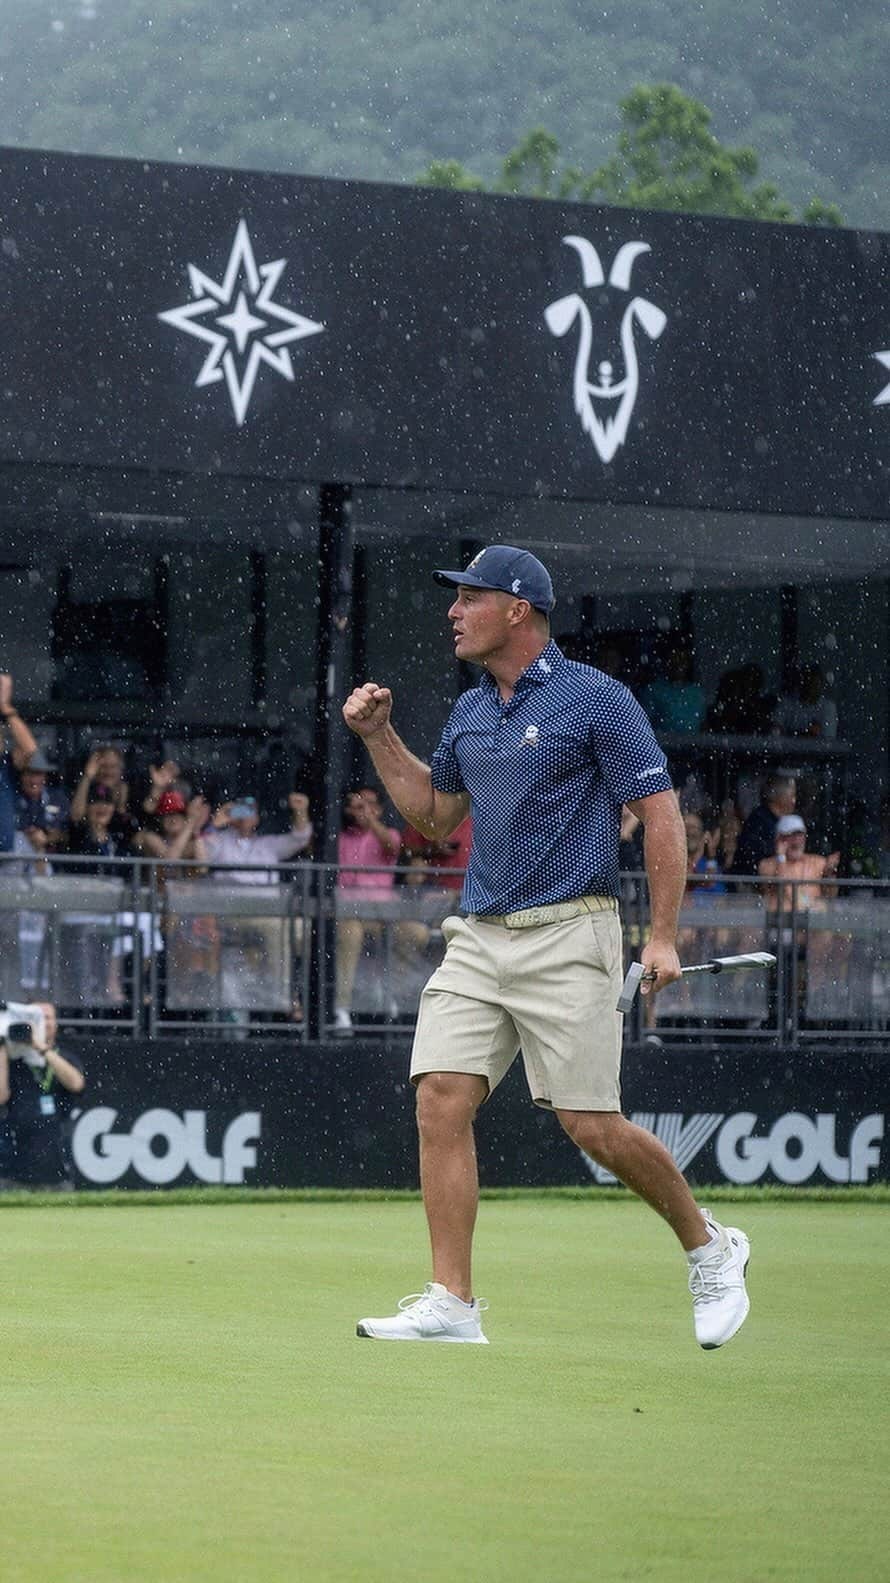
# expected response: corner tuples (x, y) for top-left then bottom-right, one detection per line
(479, 639), (565, 695)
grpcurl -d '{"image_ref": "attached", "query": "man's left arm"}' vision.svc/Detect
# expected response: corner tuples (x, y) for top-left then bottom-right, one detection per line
(626, 788), (686, 995)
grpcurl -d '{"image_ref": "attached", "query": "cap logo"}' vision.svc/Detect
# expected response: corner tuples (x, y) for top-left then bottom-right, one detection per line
(511, 579), (521, 593)
(467, 551), (485, 570)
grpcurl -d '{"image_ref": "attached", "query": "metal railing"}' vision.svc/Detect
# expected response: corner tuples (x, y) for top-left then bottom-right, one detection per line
(2, 852), (889, 1044)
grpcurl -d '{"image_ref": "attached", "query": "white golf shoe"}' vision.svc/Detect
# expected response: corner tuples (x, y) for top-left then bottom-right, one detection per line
(687, 1211), (751, 1349)
(356, 1282), (489, 1343)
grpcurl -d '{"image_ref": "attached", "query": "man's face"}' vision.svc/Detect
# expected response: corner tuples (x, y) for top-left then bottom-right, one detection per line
(34, 1002), (56, 1045)
(230, 809), (259, 836)
(345, 791), (380, 827)
(97, 750), (124, 783)
(89, 800), (115, 828)
(161, 812), (187, 838)
(773, 781), (797, 816)
(779, 829), (807, 860)
(20, 770), (46, 801)
(448, 585), (520, 664)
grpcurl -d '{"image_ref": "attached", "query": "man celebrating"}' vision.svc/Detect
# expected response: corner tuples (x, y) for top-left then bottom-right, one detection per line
(343, 545), (750, 1349)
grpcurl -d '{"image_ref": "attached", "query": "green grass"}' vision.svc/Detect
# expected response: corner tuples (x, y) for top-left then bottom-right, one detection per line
(3, 1198), (889, 1582)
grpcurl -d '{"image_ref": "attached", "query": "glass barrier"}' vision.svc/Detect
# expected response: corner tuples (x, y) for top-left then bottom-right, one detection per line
(2, 853), (889, 1043)
(640, 890), (773, 1038)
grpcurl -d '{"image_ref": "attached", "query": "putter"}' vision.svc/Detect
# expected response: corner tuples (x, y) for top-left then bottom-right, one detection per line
(616, 951), (777, 1014)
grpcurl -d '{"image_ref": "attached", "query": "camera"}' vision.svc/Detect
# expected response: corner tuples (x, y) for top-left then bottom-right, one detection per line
(0, 1001), (46, 1060)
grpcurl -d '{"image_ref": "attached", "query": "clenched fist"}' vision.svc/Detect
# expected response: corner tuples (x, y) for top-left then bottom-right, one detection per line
(343, 682), (393, 738)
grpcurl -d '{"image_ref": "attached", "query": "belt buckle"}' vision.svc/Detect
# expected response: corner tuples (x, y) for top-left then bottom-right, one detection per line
(508, 904), (555, 927)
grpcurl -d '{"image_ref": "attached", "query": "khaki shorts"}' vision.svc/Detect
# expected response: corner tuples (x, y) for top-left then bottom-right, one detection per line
(410, 906), (624, 1111)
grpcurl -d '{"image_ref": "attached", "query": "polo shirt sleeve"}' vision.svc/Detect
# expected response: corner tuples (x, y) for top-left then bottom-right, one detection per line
(429, 707), (466, 795)
(589, 679), (673, 804)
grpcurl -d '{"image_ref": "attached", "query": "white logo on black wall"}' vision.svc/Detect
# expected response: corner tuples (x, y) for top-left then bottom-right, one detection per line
(545, 236), (667, 464)
(158, 219), (324, 426)
(873, 347), (890, 407)
(71, 1107), (261, 1185)
(580, 1111), (884, 1185)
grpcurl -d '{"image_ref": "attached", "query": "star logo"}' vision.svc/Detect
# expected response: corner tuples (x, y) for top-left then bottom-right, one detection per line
(158, 219), (324, 426)
(873, 350), (890, 407)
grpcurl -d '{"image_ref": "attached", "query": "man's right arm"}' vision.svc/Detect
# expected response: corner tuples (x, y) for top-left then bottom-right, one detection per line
(343, 683), (468, 840)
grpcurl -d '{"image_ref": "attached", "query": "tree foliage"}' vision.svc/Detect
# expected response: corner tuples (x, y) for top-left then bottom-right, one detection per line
(420, 86), (843, 224)
(0, 1), (879, 226)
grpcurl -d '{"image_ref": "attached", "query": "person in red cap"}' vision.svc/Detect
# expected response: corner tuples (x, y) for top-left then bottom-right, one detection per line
(134, 790), (209, 868)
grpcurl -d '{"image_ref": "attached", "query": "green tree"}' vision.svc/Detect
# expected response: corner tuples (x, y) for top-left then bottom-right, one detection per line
(418, 84), (843, 225)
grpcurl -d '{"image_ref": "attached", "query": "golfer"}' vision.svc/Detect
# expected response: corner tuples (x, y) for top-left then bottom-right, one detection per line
(343, 546), (750, 1348)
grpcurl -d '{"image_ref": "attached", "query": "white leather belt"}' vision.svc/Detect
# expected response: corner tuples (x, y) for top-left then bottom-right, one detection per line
(472, 894), (617, 929)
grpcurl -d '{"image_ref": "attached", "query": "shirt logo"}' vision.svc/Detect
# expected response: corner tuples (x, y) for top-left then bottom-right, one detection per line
(523, 725), (539, 746)
(637, 765), (664, 779)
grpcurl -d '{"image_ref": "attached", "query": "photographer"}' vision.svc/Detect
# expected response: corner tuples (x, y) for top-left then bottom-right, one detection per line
(0, 1002), (85, 1190)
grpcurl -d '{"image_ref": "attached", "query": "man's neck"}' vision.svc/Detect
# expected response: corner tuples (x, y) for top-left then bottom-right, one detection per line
(485, 636), (549, 701)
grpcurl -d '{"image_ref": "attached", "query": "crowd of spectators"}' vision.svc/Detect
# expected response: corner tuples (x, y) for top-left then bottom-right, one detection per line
(0, 645), (877, 1043)
(0, 673), (474, 1034)
(562, 632), (839, 744)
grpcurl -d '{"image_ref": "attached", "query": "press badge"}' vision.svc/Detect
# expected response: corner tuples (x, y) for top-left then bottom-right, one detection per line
(39, 1095), (56, 1117)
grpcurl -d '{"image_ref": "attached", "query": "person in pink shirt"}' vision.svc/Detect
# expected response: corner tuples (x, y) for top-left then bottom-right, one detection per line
(335, 787), (401, 1032)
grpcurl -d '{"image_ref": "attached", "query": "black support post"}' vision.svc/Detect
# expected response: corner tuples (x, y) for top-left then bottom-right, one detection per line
(780, 584), (799, 695)
(249, 550), (267, 709)
(308, 482), (354, 1038)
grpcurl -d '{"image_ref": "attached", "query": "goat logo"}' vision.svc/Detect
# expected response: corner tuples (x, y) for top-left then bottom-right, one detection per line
(545, 236), (667, 464)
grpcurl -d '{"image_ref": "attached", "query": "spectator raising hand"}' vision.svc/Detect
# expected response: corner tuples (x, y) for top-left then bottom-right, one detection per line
(0, 675), (38, 857)
(71, 745), (135, 836)
(143, 760), (184, 817)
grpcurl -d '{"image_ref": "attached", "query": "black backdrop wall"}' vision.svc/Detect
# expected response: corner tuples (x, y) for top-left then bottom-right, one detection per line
(1, 145), (890, 517)
(61, 1038), (889, 1190)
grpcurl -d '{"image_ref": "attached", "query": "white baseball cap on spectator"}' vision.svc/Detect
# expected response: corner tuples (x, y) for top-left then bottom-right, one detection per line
(776, 814), (806, 836)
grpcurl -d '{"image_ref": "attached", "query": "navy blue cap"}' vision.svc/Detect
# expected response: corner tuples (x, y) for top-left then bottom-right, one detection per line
(433, 545), (555, 613)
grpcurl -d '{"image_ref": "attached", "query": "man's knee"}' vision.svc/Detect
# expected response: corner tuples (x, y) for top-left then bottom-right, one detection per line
(556, 1107), (626, 1163)
(415, 1071), (486, 1138)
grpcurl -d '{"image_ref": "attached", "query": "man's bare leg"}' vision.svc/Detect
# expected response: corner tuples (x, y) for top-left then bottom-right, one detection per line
(415, 1071), (488, 1301)
(556, 1109), (710, 1250)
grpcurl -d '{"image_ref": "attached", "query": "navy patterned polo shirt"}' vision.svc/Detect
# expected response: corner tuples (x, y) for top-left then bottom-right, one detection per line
(429, 640), (672, 915)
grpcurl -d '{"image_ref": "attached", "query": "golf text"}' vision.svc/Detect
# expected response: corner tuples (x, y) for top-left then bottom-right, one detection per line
(71, 1108), (261, 1185)
(583, 1111), (885, 1185)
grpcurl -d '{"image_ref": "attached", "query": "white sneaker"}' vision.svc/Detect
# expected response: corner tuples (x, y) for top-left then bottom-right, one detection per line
(333, 1007), (354, 1035)
(687, 1210), (751, 1349)
(356, 1282), (489, 1343)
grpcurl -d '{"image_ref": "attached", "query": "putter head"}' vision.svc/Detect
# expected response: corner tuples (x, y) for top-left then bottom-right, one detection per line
(616, 960), (646, 1014)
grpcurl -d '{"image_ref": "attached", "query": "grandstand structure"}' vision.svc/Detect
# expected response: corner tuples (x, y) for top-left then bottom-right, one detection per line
(0, 144), (887, 1187)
